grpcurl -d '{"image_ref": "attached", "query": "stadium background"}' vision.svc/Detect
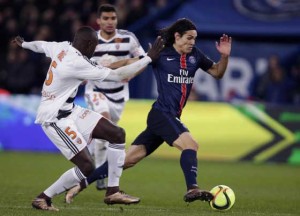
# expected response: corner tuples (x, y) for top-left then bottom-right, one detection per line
(0, 0), (300, 165)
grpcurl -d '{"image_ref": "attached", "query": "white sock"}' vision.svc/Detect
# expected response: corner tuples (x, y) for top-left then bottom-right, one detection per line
(107, 143), (125, 187)
(94, 139), (108, 168)
(44, 167), (86, 198)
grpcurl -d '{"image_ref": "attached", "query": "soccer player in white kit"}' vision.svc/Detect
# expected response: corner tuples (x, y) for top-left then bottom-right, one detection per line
(12, 26), (164, 211)
(84, 4), (146, 190)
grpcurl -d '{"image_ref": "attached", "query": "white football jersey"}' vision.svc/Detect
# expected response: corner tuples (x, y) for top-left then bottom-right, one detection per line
(85, 29), (146, 102)
(34, 41), (111, 124)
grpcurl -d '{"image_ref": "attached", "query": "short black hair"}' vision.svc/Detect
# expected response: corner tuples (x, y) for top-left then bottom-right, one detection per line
(97, 4), (117, 17)
(74, 26), (97, 42)
(159, 18), (197, 47)
(73, 26), (98, 58)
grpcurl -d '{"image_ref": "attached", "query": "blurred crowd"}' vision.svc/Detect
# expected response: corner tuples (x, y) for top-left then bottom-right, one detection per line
(252, 54), (300, 105)
(0, 0), (168, 94)
(0, 0), (299, 105)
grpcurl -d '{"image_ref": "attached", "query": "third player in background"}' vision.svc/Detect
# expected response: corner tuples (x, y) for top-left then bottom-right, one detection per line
(84, 4), (146, 190)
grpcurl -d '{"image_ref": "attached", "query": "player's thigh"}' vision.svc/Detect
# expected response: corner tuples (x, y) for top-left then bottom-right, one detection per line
(132, 127), (164, 156)
(147, 108), (189, 146)
(173, 132), (199, 151)
(71, 106), (103, 143)
(42, 119), (88, 160)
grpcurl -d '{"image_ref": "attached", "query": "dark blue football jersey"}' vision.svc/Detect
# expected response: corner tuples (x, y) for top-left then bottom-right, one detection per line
(152, 46), (214, 117)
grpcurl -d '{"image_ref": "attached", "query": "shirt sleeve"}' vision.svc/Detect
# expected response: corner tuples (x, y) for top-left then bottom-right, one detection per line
(105, 56), (152, 81)
(196, 48), (214, 71)
(22, 41), (69, 59)
(22, 41), (47, 53)
(129, 33), (146, 57)
(74, 56), (111, 81)
(74, 55), (151, 82)
(42, 41), (69, 59)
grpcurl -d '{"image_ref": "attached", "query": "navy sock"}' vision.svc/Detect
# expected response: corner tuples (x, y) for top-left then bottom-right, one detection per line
(180, 149), (198, 190)
(87, 161), (108, 185)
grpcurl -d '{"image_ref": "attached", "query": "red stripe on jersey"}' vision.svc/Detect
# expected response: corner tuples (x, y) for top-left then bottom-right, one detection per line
(178, 83), (187, 116)
(178, 54), (187, 115)
(180, 54), (187, 69)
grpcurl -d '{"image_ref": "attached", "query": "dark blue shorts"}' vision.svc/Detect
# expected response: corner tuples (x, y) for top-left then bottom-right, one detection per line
(132, 108), (189, 156)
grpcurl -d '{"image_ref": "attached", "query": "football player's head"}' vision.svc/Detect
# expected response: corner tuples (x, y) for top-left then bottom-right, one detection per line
(73, 26), (98, 58)
(159, 18), (197, 54)
(97, 4), (117, 35)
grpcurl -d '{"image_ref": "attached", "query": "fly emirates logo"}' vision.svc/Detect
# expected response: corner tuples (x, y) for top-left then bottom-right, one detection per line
(167, 69), (194, 84)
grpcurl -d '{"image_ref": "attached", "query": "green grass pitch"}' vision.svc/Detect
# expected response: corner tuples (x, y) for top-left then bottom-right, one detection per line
(0, 152), (299, 216)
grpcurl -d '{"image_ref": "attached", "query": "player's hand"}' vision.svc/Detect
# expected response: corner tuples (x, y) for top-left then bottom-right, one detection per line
(12, 36), (24, 47)
(147, 36), (164, 62)
(215, 34), (232, 57)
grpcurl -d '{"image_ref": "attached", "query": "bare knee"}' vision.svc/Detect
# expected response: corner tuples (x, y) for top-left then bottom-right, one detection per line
(112, 127), (125, 143)
(191, 143), (199, 151)
(173, 132), (199, 151)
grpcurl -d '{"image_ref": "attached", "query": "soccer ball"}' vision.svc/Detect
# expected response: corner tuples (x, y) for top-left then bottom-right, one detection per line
(209, 185), (235, 211)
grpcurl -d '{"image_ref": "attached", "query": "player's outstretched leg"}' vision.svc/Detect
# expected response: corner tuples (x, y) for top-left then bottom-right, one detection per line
(66, 118), (141, 205)
(65, 154), (140, 205)
(180, 149), (213, 203)
(103, 143), (140, 205)
(65, 161), (109, 203)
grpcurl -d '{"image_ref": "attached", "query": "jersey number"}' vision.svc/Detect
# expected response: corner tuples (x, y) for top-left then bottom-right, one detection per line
(65, 126), (77, 140)
(45, 61), (57, 86)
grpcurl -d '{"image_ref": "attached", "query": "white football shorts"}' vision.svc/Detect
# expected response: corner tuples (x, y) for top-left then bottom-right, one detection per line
(84, 91), (125, 124)
(42, 105), (103, 160)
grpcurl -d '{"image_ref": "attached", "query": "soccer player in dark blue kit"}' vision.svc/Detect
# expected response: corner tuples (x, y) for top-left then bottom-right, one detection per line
(66, 18), (232, 204)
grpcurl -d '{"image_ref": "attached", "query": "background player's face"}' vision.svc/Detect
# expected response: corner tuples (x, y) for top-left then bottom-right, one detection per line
(97, 12), (117, 35)
(174, 30), (197, 54)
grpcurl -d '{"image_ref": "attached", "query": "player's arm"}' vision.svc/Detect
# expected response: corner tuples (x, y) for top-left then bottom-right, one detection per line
(125, 36), (148, 79)
(104, 35), (147, 82)
(108, 57), (140, 69)
(12, 36), (46, 53)
(107, 35), (148, 79)
(105, 36), (164, 81)
(207, 34), (232, 79)
(109, 40), (149, 81)
(107, 57), (145, 82)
